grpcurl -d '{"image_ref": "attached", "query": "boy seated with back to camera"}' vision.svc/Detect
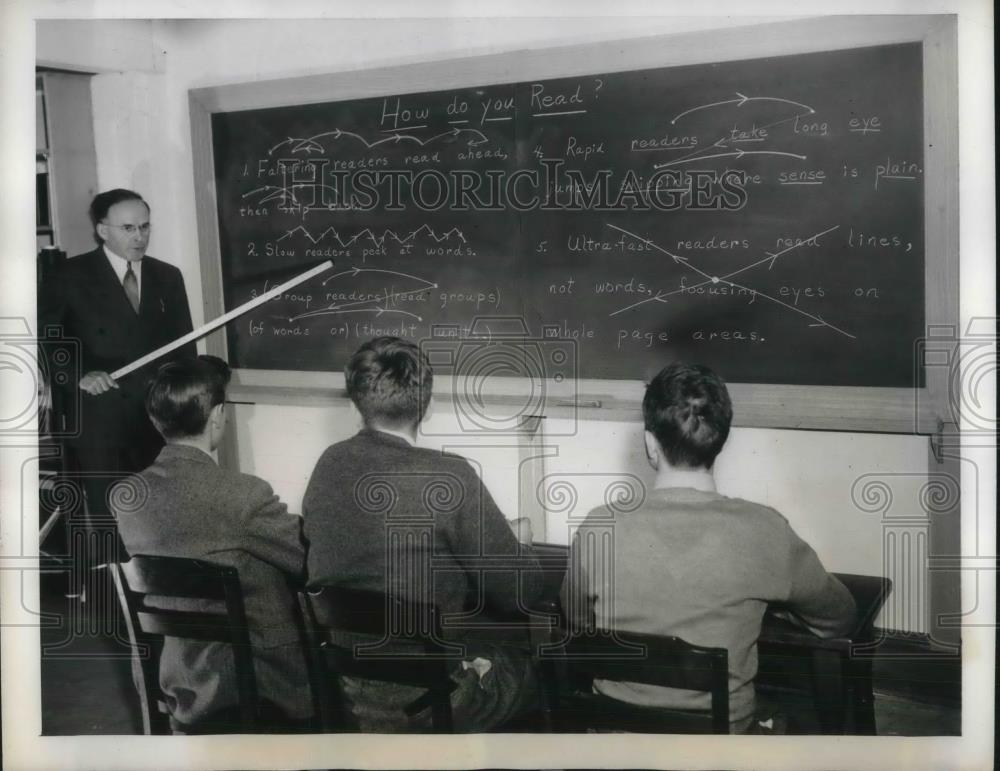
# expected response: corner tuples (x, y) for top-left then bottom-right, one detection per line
(303, 336), (545, 732)
(564, 361), (857, 733)
(113, 355), (312, 734)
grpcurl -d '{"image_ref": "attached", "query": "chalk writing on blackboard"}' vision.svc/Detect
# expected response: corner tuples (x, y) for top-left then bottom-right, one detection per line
(211, 42), (924, 386)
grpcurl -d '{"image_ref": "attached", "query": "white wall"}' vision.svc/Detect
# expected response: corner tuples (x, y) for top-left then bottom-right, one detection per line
(35, 16), (958, 636)
(232, 397), (934, 631)
(36, 19), (163, 74)
(90, 72), (173, 224)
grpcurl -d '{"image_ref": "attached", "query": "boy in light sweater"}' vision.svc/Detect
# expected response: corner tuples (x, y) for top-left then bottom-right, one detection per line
(564, 362), (856, 732)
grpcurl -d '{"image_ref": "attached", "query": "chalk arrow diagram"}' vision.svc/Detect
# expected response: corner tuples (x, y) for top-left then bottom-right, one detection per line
(663, 137), (729, 166)
(379, 307), (423, 321)
(265, 138), (325, 156)
(242, 186), (301, 207)
(803, 313), (852, 337)
(298, 282), (436, 317)
(265, 127), (490, 156)
(755, 110), (816, 133)
(723, 225), (841, 278)
(670, 95), (748, 124)
(653, 148), (807, 169)
(740, 149), (808, 161)
(322, 266), (438, 287)
(242, 182), (347, 208)
(289, 306), (425, 324)
(607, 223), (713, 282)
(297, 141), (326, 155)
(465, 129), (490, 147)
(670, 93), (815, 124)
(431, 126), (490, 146)
(661, 109), (814, 168)
(648, 225), (841, 302)
(267, 137), (297, 156)
(602, 225), (854, 339)
(653, 151), (738, 168)
(608, 291), (668, 318)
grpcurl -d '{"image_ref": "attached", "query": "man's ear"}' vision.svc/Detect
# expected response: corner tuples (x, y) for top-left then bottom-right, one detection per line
(643, 430), (660, 470)
(95, 222), (109, 243)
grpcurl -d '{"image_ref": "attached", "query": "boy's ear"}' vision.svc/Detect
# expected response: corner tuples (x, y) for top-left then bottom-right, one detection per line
(210, 402), (225, 427)
(643, 430), (660, 469)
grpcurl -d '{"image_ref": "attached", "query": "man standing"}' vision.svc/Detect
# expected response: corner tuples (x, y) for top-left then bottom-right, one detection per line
(114, 356), (311, 732)
(38, 189), (195, 604)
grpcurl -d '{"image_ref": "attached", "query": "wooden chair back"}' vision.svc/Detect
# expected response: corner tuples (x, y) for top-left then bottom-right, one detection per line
(555, 629), (731, 734)
(300, 585), (462, 732)
(109, 555), (259, 734)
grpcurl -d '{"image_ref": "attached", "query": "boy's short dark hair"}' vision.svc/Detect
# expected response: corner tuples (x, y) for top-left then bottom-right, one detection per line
(146, 355), (231, 439)
(344, 337), (432, 427)
(89, 189), (149, 238)
(642, 362), (733, 469)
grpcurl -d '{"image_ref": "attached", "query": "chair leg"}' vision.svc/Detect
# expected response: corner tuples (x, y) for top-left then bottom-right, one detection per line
(432, 691), (453, 733)
(809, 650), (847, 734)
(846, 657), (877, 734)
(536, 659), (557, 733)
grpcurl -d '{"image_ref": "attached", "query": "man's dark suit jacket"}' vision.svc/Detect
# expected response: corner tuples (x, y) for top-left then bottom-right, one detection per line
(115, 444), (312, 725)
(38, 247), (196, 461)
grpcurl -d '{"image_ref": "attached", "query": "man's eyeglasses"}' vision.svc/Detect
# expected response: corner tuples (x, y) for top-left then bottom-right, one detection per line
(102, 223), (151, 235)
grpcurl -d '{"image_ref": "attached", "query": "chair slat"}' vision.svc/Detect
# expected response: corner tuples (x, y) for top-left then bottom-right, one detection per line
(136, 610), (248, 643)
(553, 629), (730, 734)
(565, 632), (727, 693)
(120, 558), (235, 600)
(110, 556), (262, 734)
(301, 585), (458, 732)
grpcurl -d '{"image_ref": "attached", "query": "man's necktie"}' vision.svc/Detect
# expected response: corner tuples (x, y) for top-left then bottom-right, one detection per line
(123, 264), (140, 314)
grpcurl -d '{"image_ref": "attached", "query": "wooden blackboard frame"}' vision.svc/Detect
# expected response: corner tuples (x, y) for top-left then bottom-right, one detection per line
(189, 15), (958, 434)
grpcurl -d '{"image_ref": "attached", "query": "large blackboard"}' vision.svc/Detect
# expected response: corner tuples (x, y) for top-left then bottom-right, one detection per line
(210, 41), (926, 388)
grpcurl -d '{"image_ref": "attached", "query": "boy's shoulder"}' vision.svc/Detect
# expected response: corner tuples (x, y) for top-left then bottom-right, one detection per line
(578, 490), (793, 532)
(314, 433), (476, 474)
(715, 493), (790, 524)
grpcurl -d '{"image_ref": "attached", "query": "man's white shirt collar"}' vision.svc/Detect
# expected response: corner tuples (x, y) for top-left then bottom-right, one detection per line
(103, 245), (142, 296)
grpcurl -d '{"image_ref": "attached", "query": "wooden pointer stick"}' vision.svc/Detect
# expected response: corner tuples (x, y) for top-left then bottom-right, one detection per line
(110, 260), (334, 381)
